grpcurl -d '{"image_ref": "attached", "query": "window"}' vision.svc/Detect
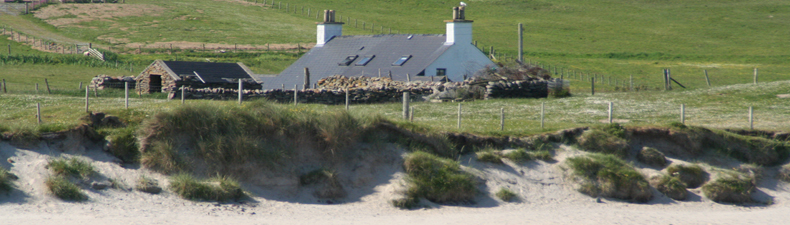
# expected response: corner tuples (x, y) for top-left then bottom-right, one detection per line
(436, 68), (447, 76)
(338, 55), (358, 66)
(355, 55), (375, 66)
(392, 55), (411, 66)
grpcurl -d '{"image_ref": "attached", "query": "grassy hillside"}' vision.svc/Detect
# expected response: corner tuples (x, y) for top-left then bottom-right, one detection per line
(2, 0), (785, 90)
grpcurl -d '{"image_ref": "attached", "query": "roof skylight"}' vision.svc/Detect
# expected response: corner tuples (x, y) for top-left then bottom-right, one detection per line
(355, 55), (375, 66)
(392, 55), (411, 66)
(338, 55), (358, 66)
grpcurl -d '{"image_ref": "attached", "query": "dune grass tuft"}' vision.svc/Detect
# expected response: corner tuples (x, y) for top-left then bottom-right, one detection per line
(495, 188), (518, 202)
(476, 150), (503, 164)
(577, 129), (629, 158)
(666, 164), (707, 188)
(637, 147), (667, 168)
(391, 196), (420, 209)
(566, 153), (652, 202)
(104, 127), (139, 163)
(403, 151), (477, 204)
(653, 174), (687, 200)
(779, 164), (790, 182)
(502, 149), (553, 162)
(169, 173), (244, 202)
(702, 174), (754, 204)
(0, 167), (14, 193)
(135, 175), (162, 194)
(45, 176), (87, 201)
(47, 157), (95, 180)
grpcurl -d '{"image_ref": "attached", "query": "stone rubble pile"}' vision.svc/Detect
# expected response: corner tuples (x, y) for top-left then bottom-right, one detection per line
(91, 75), (136, 90)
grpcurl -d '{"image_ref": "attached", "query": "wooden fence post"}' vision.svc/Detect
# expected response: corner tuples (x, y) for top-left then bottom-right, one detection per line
(403, 92), (410, 119)
(630, 75), (633, 91)
(754, 68), (758, 84)
(457, 103), (462, 129)
(540, 102), (545, 129)
(45, 79), (51, 94)
(591, 77), (595, 95)
(680, 104), (685, 124)
(749, 106), (754, 130)
(181, 87), (185, 104)
(125, 82), (129, 109)
(37, 103), (42, 124)
(294, 85), (298, 106)
(345, 89), (350, 110)
(238, 79), (243, 105)
(704, 70), (711, 87)
(85, 87), (89, 113)
(500, 108), (505, 131)
(608, 102), (613, 124)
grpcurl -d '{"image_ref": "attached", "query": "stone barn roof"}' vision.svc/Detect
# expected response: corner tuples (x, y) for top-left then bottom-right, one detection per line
(158, 60), (257, 83)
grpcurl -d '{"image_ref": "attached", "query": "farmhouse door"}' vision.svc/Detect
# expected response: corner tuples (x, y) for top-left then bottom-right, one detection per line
(150, 75), (163, 93)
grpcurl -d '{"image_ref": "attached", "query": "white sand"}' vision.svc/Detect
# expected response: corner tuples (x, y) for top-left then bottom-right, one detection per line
(1, 141), (789, 224)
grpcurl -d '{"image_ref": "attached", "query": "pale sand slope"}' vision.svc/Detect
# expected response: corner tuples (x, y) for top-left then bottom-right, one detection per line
(1, 141), (789, 224)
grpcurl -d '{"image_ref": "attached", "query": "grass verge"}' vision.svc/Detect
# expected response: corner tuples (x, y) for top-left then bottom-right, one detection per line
(565, 153), (652, 202)
(169, 173), (244, 202)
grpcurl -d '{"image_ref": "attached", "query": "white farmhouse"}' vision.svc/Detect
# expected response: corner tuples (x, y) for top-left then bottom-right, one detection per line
(259, 6), (494, 89)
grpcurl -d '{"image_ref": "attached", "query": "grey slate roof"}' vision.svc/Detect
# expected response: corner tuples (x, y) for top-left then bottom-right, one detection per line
(162, 61), (253, 83)
(260, 34), (450, 90)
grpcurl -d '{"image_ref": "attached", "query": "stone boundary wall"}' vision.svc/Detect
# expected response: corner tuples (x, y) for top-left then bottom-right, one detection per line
(484, 80), (549, 99)
(91, 75), (136, 90)
(170, 86), (432, 104)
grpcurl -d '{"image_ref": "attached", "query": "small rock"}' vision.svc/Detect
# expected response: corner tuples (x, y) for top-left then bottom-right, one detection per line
(137, 185), (162, 194)
(596, 196), (603, 203)
(7, 158), (14, 163)
(91, 181), (111, 190)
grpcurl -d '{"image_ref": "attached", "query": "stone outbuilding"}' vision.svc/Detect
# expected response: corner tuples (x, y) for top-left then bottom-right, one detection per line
(135, 60), (261, 94)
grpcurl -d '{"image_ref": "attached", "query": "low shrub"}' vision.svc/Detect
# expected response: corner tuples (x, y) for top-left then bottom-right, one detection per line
(577, 130), (629, 158)
(565, 153), (652, 202)
(169, 174), (244, 202)
(652, 174), (687, 200)
(0, 167), (14, 192)
(636, 147), (667, 168)
(48, 157), (95, 180)
(702, 174), (754, 204)
(495, 188), (518, 202)
(476, 150), (503, 164)
(45, 176), (87, 201)
(779, 164), (790, 182)
(403, 152), (477, 204)
(666, 164), (707, 188)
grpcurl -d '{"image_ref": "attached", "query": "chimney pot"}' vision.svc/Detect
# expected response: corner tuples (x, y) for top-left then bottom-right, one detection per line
(459, 7), (465, 20)
(323, 10), (330, 22)
(330, 10), (335, 22)
(452, 7), (459, 20)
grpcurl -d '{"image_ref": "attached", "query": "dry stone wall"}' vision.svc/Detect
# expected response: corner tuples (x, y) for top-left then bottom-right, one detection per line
(91, 75), (136, 89)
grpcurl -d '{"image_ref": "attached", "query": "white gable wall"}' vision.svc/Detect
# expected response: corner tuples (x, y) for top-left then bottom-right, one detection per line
(424, 43), (494, 81)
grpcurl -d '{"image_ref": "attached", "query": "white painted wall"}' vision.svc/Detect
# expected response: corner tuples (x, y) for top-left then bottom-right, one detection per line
(425, 43), (494, 82)
(445, 22), (473, 45)
(317, 24), (343, 46)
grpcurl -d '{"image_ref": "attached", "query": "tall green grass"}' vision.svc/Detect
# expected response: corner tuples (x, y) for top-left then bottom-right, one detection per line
(45, 175), (87, 201)
(0, 167), (14, 193)
(48, 157), (95, 180)
(402, 151), (477, 204)
(169, 173), (244, 202)
(566, 153), (652, 202)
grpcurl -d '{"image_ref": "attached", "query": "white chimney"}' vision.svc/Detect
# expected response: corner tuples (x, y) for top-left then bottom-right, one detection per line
(317, 10), (343, 46)
(445, 6), (473, 45)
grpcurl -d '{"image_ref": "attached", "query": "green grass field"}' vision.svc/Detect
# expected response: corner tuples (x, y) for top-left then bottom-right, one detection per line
(1, 0), (785, 90)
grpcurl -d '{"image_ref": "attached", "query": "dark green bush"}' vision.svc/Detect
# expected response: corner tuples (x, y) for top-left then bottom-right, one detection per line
(566, 153), (652, 202)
